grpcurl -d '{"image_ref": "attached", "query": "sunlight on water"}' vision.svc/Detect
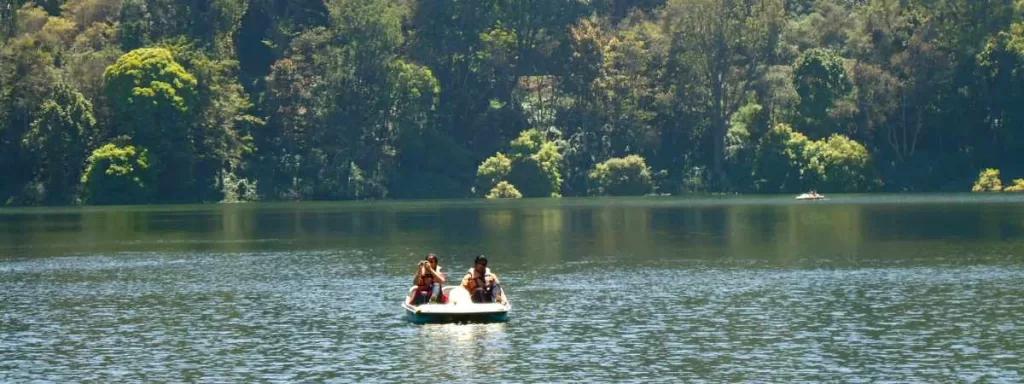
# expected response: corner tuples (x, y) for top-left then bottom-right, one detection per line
(2, 195), (1024, 381)
(2, 252), (1023, 382)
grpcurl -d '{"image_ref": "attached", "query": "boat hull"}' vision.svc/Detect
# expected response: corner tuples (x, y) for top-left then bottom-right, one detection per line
(402, 303), (509, 324)
(795, 193), (826, 200)
(403, 286), (510, 324)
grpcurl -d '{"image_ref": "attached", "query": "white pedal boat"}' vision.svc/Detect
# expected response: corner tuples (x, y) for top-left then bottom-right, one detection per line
(795, 193), (826, 200)
(403, 286), (510, 324)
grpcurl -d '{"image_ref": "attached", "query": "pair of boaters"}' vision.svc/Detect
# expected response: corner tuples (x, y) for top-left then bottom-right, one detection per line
(412, 253), (506, 305)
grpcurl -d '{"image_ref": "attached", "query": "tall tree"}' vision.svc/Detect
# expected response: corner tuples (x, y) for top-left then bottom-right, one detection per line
(410, 0), (525, 191)
(555, 18), (606, 195)
(22, 81), (95, 204)
(792, 47), (852, 138)
(661, 0), (785, 191)
(103, 47), (199, 202)
(976, 22), (1024, 175)
(235, 0), (329, 96)
(0, 5), (61, 202)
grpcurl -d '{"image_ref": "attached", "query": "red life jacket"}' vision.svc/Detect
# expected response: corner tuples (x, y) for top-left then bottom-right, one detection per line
(416, 278), (432, 293)
(417, 282), (449, 303)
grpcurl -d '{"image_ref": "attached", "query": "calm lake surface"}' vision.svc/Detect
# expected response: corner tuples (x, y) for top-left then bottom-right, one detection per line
(2, 194), (1024, 382)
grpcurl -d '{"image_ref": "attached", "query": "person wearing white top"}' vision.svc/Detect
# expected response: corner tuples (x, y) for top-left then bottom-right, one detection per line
(412, 253), (446, 304)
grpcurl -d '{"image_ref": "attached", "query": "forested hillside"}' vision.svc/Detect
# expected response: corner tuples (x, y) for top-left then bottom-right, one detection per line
(1, 0), (1022, 205)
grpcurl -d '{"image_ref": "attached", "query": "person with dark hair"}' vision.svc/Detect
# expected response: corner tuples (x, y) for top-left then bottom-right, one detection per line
(460, 255), (505, 303)
(411, 272), (437, 305)
(411, 253), (446, 305)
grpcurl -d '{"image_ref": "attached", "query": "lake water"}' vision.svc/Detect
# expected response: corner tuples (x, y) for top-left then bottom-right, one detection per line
(2, 194), (1024, 382)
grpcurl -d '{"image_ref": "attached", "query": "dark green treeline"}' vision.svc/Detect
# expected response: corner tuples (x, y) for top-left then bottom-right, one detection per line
(1, 0), (1022, 205)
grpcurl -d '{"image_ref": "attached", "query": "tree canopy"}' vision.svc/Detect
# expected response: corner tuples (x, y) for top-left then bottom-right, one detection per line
(2, 0), (1023, 205)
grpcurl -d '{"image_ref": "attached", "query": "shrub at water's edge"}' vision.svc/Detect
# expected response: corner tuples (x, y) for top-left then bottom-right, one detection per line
(486, 181), (523, 199)
(509, 141), (563, 198)
(1004, 179), (1024, 192)
(972, 168), (1024, 192)
(475, 153), (513, 197)
(474, 129), (563, 198)
(752, 124), (880, 193)
(814, 134), (882, 193)
(589, 155), (653, 196)
(81, 142), (158, 205)
(972, 168), (1004, 192)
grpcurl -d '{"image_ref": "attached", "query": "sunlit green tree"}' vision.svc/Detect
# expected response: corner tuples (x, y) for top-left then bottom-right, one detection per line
(589, 154), (653, 196)
(81, 141), (157, 204)
(104, 46), (198, 202)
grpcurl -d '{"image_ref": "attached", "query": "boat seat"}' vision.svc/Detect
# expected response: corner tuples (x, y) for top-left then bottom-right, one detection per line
(445, 286), (472, 305)
(407, 285), (450, 305)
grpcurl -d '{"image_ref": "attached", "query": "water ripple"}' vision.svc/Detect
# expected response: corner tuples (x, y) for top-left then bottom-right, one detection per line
(1, 254), (1023, 382)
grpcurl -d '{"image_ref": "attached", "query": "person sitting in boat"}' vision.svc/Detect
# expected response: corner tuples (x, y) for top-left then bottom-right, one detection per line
(413, 253), (447, 287)
(460, 255), (505, 304)
(411, 272), (438, 305)
(412, 253), (446, 304)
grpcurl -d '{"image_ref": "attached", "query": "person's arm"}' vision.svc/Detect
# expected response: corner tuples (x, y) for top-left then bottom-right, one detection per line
(491, 273), (506, 303)
(413, 262), (427, 285)
(460, 272), (472, 289)
(430, 266), (447, 284)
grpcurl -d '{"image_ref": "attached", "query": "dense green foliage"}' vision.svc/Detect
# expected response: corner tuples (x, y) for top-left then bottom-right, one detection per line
(486, 181), (523, 199)
(2, 0), (1023, 205)
(22, 81), (95, 204)
(1006, 179), (1024, 192)
(475, 152), (514, 196)
(477, 129), (563, 198)
(793, 48), (851, 139)
(103, 47), (199, 202)
(969, 168), (1024, 192)
(753, 124), (879, 192)
(81, 142), (156, 204)
(589, 155), (654, 196)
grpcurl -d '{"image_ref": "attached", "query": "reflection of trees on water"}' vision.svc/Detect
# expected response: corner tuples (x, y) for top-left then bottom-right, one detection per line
(594, 205), (653, 259)
(652, 203), (869, 265)
(477, 204), (658, 265)
(478, 207), (566, 265)
(6, 198), (1024, 264)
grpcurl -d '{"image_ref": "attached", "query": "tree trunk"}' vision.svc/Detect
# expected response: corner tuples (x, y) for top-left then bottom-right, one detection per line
(711, 75), (727, 191)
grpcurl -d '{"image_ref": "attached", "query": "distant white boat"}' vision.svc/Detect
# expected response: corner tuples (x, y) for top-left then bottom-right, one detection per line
(795, 192), (826, 200)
